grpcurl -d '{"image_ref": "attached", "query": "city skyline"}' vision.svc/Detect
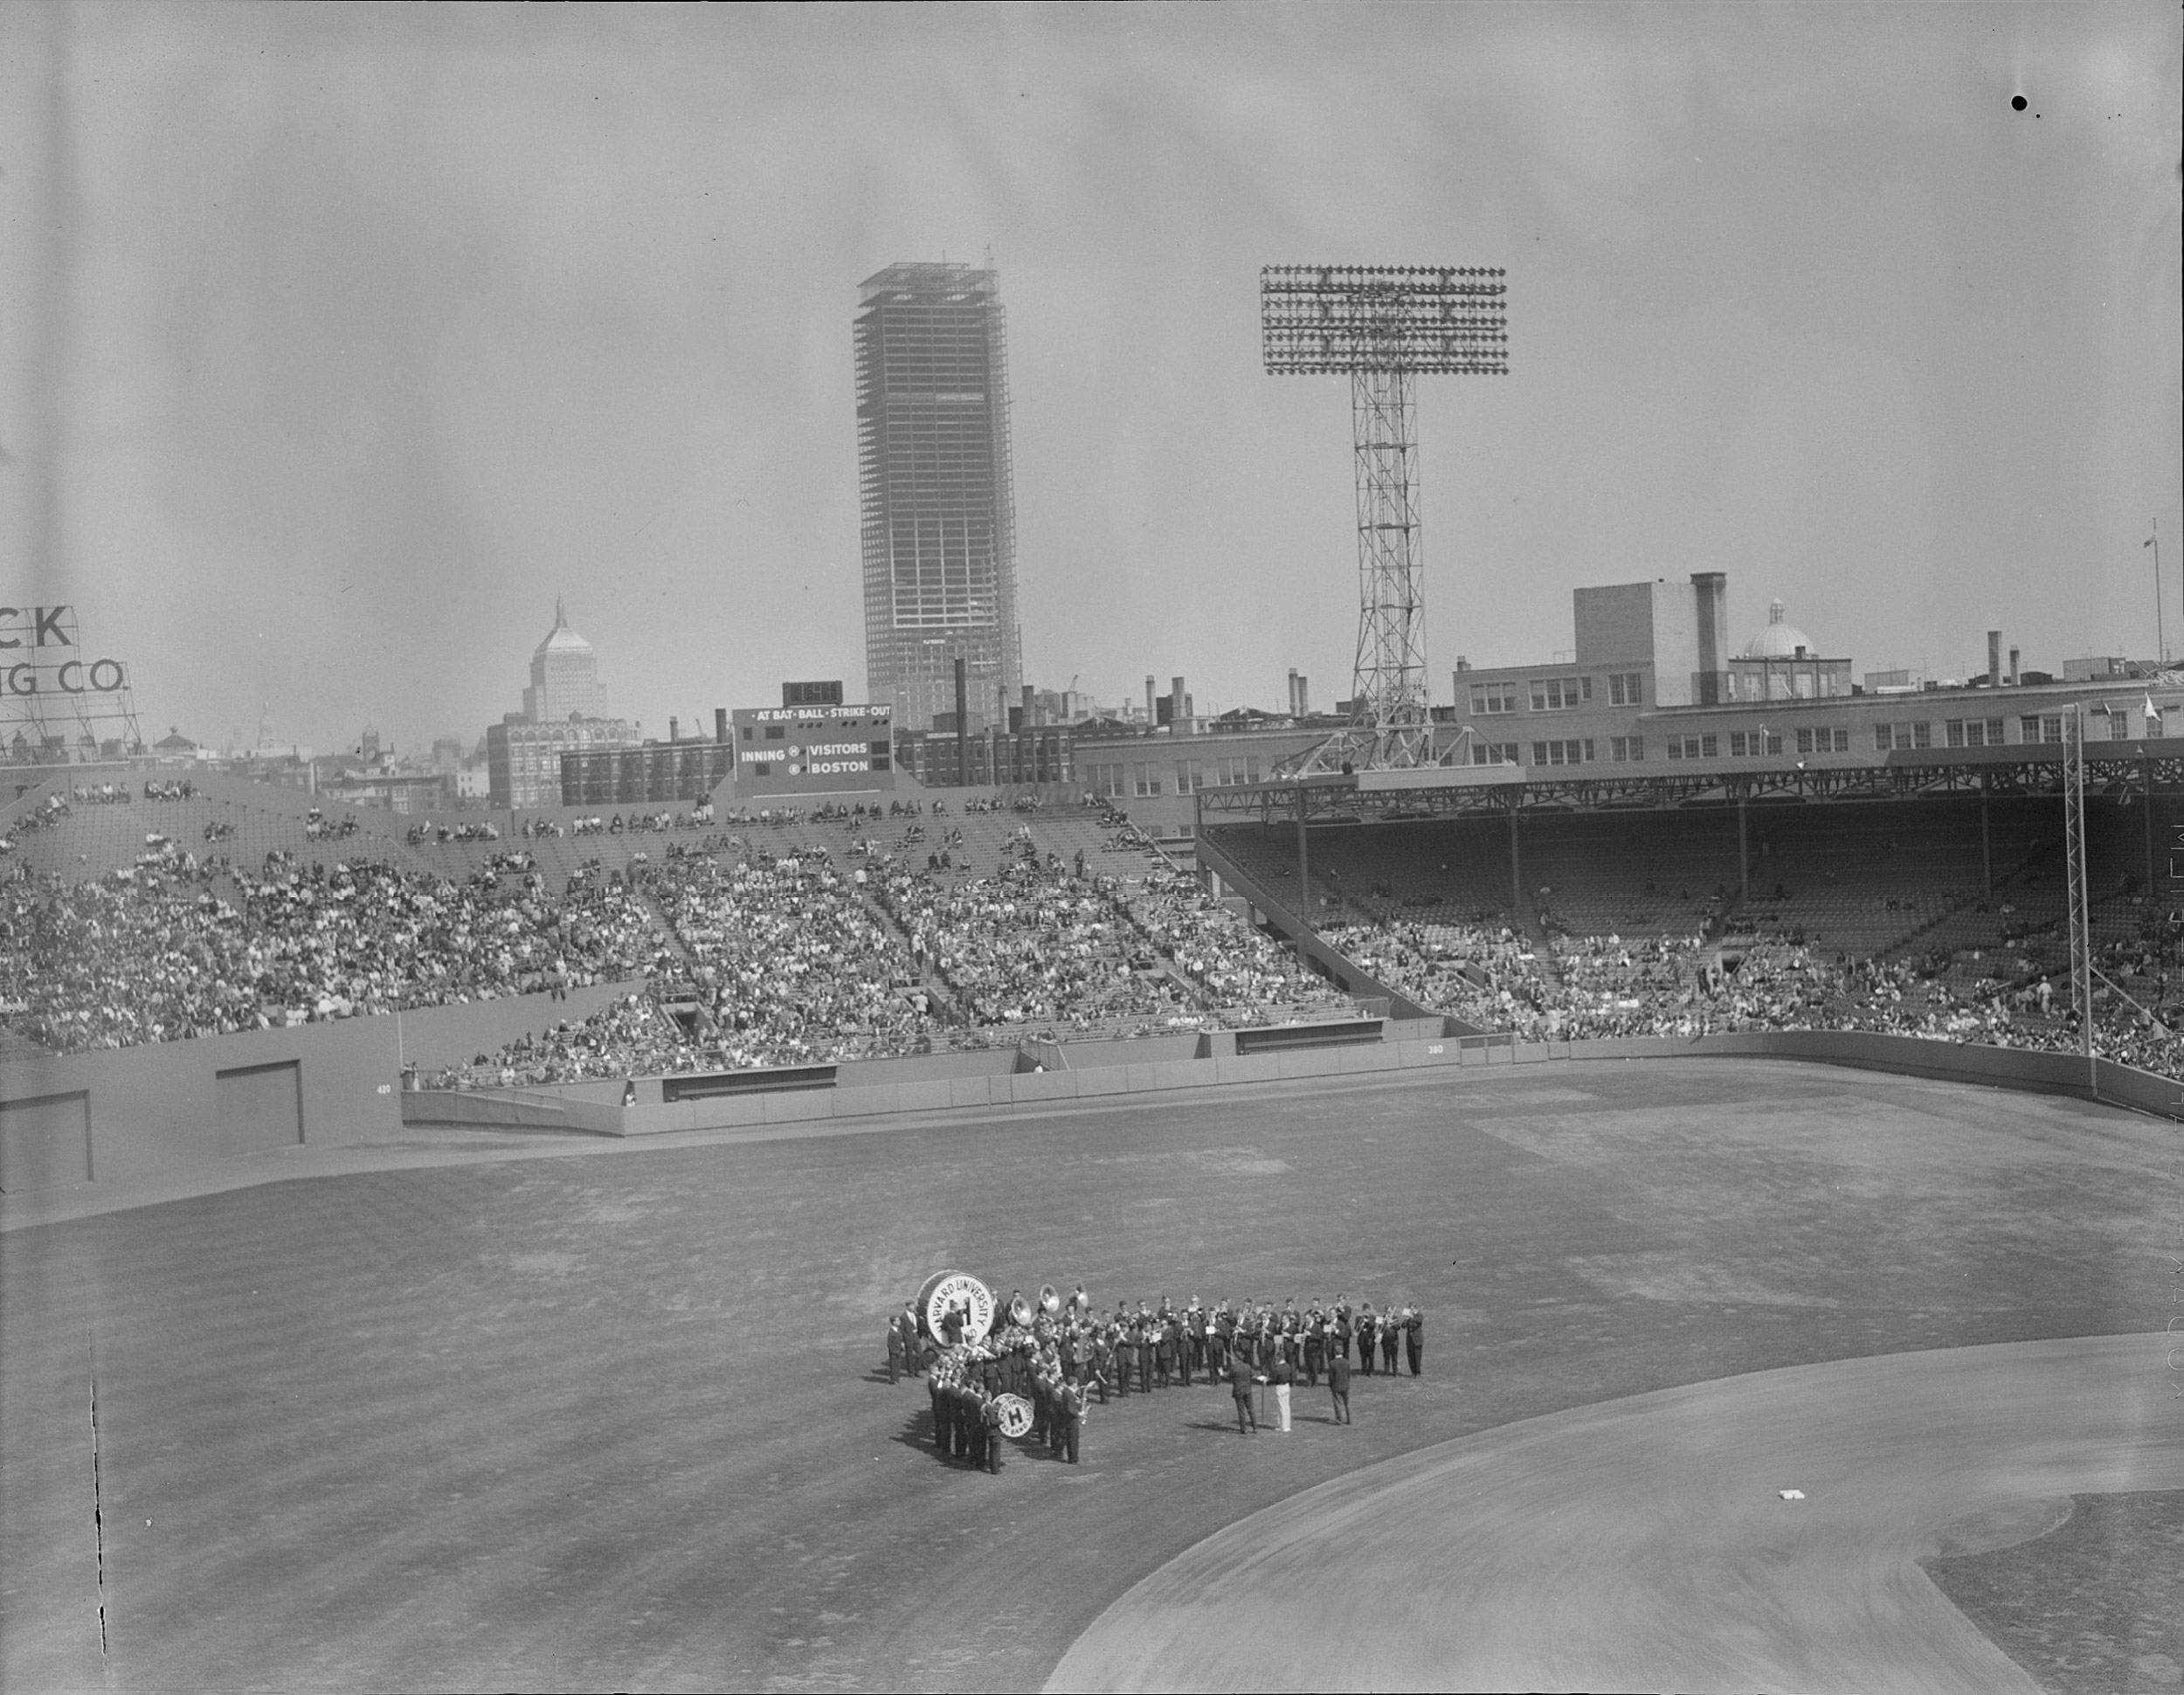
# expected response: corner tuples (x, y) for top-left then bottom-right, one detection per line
(1, 4), (2176, 757)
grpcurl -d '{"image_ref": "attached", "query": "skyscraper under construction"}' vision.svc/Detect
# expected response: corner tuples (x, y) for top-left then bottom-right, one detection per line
(854, 261), (1022, 733)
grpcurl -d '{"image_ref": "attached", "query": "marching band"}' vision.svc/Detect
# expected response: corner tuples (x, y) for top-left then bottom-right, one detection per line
(889, 1282), (1425, 1469)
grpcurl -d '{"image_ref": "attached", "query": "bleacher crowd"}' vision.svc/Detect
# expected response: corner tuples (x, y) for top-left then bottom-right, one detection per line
(3, 842), (663, 1051)
(4, 774), (2175, 1087)
(1324, 901), (2181, 1080)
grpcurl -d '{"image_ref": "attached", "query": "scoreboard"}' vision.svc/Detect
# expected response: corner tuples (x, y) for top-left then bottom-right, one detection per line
(731, 703), (895, 797)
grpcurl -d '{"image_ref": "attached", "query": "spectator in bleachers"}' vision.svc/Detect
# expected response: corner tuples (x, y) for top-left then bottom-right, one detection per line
(5, 848), (664, 1052)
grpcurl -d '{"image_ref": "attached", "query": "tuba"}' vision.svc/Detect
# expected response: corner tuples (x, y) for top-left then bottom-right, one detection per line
(1040, 1285), (1062, 1318)
(1008, 1290), (1034, 1327)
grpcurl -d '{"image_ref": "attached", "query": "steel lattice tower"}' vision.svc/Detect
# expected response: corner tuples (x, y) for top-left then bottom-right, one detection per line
(1263, 265), (1508, 771)
(2063, 703), (2093, 1064)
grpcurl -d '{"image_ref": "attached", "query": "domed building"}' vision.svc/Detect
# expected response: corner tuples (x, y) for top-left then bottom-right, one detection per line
(1743, 599), (1815, 660)
(1727, 598), (1851, 702)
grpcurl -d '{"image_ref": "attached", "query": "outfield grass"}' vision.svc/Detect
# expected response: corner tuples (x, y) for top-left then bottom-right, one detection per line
(1925, 1491), (2184, 1695)
(1, 1058), (2174, 1692)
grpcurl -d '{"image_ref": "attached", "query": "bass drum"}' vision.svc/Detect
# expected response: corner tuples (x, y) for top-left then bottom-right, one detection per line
(994, 1393), (1034, 1439)
(914, 1269), (997, 1343)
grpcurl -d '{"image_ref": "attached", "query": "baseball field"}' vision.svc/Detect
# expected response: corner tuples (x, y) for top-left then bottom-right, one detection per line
(3, 1056), (2179, 1693)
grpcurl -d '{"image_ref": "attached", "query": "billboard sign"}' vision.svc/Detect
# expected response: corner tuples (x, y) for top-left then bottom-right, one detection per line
(731, 703), (895, 796)
(1, 600), (143, 757)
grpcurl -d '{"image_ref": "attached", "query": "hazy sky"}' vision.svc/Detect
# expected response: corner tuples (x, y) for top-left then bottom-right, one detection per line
(2, 3), (2176, 756)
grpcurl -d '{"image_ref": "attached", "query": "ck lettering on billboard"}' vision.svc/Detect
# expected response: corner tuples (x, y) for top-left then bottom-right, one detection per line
(730, 704), (896, 796)
(0, 605), (129, 695)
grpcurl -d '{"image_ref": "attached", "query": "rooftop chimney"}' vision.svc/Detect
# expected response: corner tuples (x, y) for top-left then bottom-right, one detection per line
(2008, 647), (2020, 686)
(956, 657), (968, 784)
(1987, 630), (2001, 688)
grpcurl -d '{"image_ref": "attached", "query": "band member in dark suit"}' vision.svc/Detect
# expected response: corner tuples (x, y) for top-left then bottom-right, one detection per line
(965, 1383), (988, 1470)
(1136, 1319), (1154, 1394)
(1405, 1305), (1424, 1376)
(982, 1389), (1006, 1472)
(1302, 1318), (1324, 1389)
(1060, 1373), (1086, 1464)
(929, 1373), (948, 1456)
(1228, 1353), (1260, 1436)
(886, 1317), (906, 1384)
(1328, 1347), (1352, 1424)
(1114, 1325), (1137, 1398)
(1381, 1309), (1402, 1374)
(1155, 1319), (1176, 1390)
(1356, 1305), (1377, 1375)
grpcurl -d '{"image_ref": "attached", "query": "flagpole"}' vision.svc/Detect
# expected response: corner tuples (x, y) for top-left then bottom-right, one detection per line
(2150, 521), (2165, 665)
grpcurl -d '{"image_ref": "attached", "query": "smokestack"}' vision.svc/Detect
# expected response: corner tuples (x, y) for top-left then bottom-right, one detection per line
(1297, 675), (1309, 716)
(955, 656), (968, 787)
(1987, 630), (2001, 688)
(668, 716), (678, 744)
(1690, 572), (1728, 706)
(1145, 675), (1157, 723)
(715, 708), (727, 744)
(1171, 676), (1185, 730)
(1288, 668), (1299, 716)
(2008, 647), (2020, 686)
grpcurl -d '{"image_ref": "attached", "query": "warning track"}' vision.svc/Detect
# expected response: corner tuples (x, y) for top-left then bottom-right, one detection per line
(1047, 1332), (2184, 1694)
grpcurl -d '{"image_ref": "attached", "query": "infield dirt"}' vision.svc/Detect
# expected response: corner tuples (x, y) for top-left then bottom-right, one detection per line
(1, 1057), (2174, 1692)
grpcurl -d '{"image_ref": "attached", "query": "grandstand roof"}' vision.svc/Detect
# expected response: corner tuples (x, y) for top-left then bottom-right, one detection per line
(1198, 739), (2180, 824)
(1743, 598), (1816, 659)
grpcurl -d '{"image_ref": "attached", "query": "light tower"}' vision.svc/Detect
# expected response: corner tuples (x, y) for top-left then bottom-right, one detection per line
(1262, 264), (1508, 771)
